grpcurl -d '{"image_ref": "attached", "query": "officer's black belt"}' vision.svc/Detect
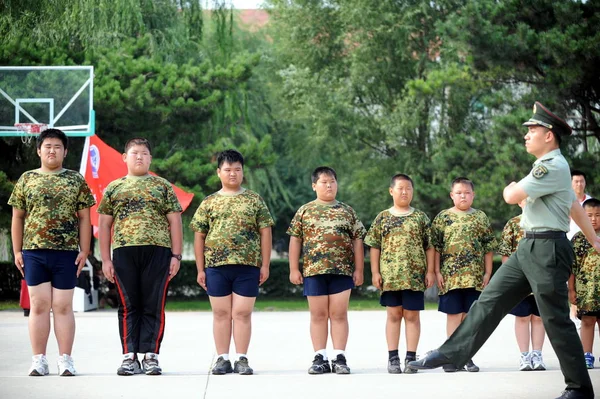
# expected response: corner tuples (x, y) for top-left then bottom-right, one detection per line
(525, 231), (566, 239)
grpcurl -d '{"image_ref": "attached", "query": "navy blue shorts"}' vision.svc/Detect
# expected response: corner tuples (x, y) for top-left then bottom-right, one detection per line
(577, 310), (600, 320)
(510, 295), (540, 317)
(205, 265), (260, 297)
(303, 274), (354, 296)
(438, 288), (481, 314)
(380, 290), (425, 310)
(22, 249), (78, 289)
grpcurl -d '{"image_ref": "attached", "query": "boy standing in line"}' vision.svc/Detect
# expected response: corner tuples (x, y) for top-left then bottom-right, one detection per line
(191, 149), (273, 376)
(288, 166), (366, 375)
(499, 200), (546, 371)
(365, 174), (434, 374)
(431, 177), (496, 372)
(9, 128), (95, 376)
(569, 198), (600, 369)
(99, 138), (183, 376)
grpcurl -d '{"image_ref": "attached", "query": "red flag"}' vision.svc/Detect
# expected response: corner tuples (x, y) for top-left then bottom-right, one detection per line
(80, 135), (194, 236)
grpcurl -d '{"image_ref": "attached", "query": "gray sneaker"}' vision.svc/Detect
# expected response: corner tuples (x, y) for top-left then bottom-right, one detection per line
(117, 355), (142, 376)
(233, 356), (254, 375)
(142, 353), (162, 375)
(404, 357), (418, 374)
(387, 356), (402, 374)
(29, 354), (49, 376)
(530, 351), (546, 371)
(465, 359), (479, 372)
(212, 356), (233, 375)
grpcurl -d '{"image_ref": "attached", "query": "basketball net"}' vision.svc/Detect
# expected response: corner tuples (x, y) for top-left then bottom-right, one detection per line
(14, 123), (48, 145)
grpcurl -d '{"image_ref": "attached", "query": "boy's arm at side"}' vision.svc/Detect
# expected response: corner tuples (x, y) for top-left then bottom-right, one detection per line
(353, 238), (364, 287)
(501, 255), (509, 263)
(288, 236), (303, 284)
(434, 251), (443, 290)
(425, 247), (435, 289)
(194, 232), (207, 290)
(568, 273), (576, 305)
(167, 212), (183, 281)
(259, 227), (272, 285)
(571, 200), (600, 251)
(98, 214), (115, 283)
(483, 251), (493, 287)
(76, 208), (92, 277)
(370, 247), (382, 289)
(11, 208), (26, 277)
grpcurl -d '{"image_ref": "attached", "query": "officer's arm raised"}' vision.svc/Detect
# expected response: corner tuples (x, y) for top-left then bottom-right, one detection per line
(571, 200), (600, 251)
(503, 182), (528, 204)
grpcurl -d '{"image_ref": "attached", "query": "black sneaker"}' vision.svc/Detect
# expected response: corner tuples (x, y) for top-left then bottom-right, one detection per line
(387, 355), (402, 374)
(117, 355), (142, 376)
(233, 356), (253, 375)
(443, 363), (459, 373)
(331, 354), (351, 374)
(142, 353), (162, 375)
(308, 354), (331, 374)
(404, 357), (418, 374)
(212, 356), (233, 375)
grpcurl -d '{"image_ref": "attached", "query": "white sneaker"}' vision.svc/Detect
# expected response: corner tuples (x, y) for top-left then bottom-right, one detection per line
(530, 351), (546, 371)
(29, 354), (49, 376)
(57, 354), (76, 376)
(519, 352), (532, 371)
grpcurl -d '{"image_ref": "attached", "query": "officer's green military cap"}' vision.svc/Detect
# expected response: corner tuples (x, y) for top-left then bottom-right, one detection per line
(523, 102), (572, 136)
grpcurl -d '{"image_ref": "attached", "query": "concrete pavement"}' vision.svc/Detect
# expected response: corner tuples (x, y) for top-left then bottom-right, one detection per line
(0, 309), (598, 399)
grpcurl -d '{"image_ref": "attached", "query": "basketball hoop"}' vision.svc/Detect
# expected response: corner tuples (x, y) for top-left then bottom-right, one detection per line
(14, 123), (48, 145)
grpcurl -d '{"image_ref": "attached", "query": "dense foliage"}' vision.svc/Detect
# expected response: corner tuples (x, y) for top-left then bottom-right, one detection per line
(1, 0), (599, 250)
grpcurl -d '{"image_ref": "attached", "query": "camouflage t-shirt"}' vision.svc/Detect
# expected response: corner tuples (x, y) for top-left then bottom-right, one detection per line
(571, 232), (600, 312)
(8, 169), (95, 251)
(365, 208), (432, 292)
(498, 215), (524, 257)
(190, 189), (274, 268)
(287, 200), (367, 277)
(97, 175), (182, 249)
(431, 208), (497, 295)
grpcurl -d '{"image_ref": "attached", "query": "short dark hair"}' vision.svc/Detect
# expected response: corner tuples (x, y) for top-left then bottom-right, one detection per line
(583, 198), (600, 209)
(571, 170), (587, 181)
(217, 149), (244, 168)
(311, 166), (337, 184)
(451, 176), (474, 191)
(390, 173), (413, 188)
(36, 128), (68, 150)
(124, 138), (152, 155)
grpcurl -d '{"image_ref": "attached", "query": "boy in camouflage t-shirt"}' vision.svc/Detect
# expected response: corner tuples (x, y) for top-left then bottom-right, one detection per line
(287, 166), (366, 375)
(98, 138), (183, 376)
(498, 200), (546, 371)
(365, 174), (434, 374)
(190, 149), (273, 376)
(431, 177), (496, 372)
(9, 129), (95, 377)
(569, 198), (600, 369)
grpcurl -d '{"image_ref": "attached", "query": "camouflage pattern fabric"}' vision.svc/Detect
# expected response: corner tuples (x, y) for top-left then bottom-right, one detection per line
(572, 231), (600, 312)
(97, 175), (182, 249)
(365, 208), (432, 292)
(287, 200), (366, 277)
(190, 189), (274, 268)
(8, 169), (95, 251)
(431, 209), (497, 295)
(498, 215), (524, 257)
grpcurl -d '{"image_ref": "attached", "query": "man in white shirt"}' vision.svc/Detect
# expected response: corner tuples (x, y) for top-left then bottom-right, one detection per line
(568, 170), (592, 240)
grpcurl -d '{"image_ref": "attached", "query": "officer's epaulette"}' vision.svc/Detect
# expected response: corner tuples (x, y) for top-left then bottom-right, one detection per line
(541, 158), (554, 163)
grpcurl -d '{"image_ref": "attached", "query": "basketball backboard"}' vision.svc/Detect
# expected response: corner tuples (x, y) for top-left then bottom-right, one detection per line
(0, 66), (94, 137)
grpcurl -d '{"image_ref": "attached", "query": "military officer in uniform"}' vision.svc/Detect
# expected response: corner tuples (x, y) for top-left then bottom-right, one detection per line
(409, 102), (600, 399)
